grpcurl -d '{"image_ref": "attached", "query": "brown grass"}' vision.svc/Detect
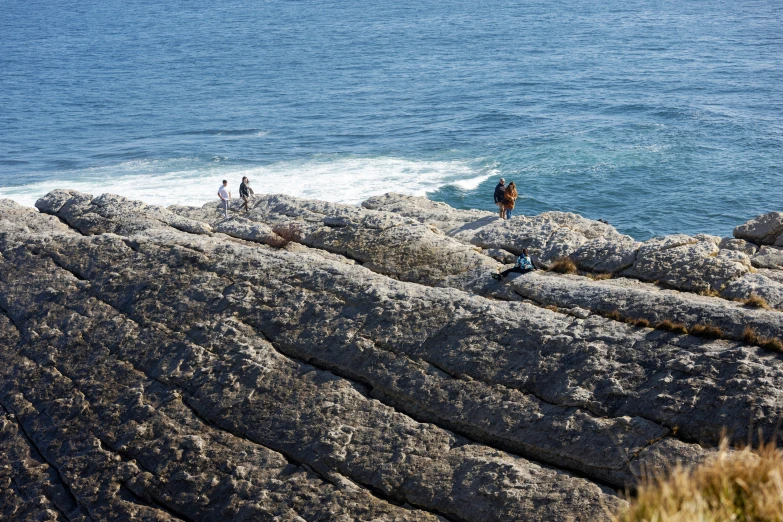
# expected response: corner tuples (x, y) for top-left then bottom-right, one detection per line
(699, 288), (722, 298)
(586, 272), (614, 281)
(601, 309), (651, 328)
(761, 338), (783, 353)
(656, 320), (689, 335)
(689, 323), (724, 339)
(631, 318), (651, 328)
(614, 439), (783, 522)
(549, 257), (578, 275)
(744, 326), (763, 345)
(545, 304), (559, 312)
(745, 293), (771, 310)
(743, 327), (783, 353)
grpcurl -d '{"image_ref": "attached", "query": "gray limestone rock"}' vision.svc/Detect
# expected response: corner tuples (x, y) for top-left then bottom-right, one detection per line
(169, 194), (499, 288)
(0, 192), (630, 521)
(36, 190), (212, 236)
(497, 272), (783, 343)
(361, 193), (759, 294)
(4, 189), (783, 521)
(721, 273), (783, 310)
(623, 234), (750, 292)
(719, 237), (759, 256)
(571, 236), (640, 273)
(734, 211), (783, 245)
(751, 245), (783, 269)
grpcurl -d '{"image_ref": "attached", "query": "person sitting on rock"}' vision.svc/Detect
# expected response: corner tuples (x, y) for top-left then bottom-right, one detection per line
(502, 181), (518, 219)
(492, 248), (537, 279)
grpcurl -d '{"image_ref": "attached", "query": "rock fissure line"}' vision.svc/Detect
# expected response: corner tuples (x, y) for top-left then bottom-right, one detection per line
(16, 269), (462, 520)
(247, 212), (783, 353)
(0, 389), (94, 522)
(0, 400), (79, 522)
(46, 254), (88, 282)
(48, 260), (620, 518)
(3, 297), (407, 522)
(8, 229), (709, 491)
(49, 231), (704, 483)
(86, 320), (468, 521)
(251, 322), (637, 492)
(1, 332), (184, 521)
(181, 221), (742, 448)
(119, 483), (190, 522)
(8, 471), (67, 522)
(54, 214), (88, 237)
(92, 438), (193, 522)
(1, 291), (297, 520)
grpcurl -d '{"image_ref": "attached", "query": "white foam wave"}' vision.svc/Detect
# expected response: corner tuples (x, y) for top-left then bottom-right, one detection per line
(0, 156), (494, 209)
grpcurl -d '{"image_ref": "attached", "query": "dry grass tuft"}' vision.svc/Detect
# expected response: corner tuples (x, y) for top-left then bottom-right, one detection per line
(656, 320), (689, 335)
(545, 304), (559, 312)
(586, 272), (614, 281)
(614, 440), (783, 522)
(745, 293), (771, 310)
(631, 318), (651, 328)
(744, 326), (763, 345)
(601, 309), (650, 328)
(761, 338), (783, 353)
(699, 288), (722, 298)
(743, 327), (783, 353)
(689, 323), (724, 339)
(549, 257), (578, 275)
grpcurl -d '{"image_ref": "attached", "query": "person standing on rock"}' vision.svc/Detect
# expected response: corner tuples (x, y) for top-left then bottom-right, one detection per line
(218, 180), (231, 218)
(239, 176), (255, 212)
(494, 178), (506, 219)
(502, 181), (518, 219)
(492, 248), (537, 279)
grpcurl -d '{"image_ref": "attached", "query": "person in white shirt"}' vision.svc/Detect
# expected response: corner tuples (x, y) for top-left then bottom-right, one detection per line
(217, 180), (231, 217)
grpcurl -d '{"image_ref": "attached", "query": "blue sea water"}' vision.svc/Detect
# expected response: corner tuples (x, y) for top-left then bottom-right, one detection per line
(1, 0), (781, 240)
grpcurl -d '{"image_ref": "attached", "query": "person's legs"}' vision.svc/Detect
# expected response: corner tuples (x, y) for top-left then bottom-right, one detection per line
(241, 196), (249, 211)
(506, 208), (512, 219)
(497, 203), (504, 218)
(499, 266), (522, 278)
(223, 199), (229, 217)
(494, 266), (533, 279)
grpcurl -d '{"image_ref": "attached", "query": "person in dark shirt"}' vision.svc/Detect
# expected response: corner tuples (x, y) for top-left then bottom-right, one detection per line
(493, 178), (506, 219)
(239, 176), (255, 212)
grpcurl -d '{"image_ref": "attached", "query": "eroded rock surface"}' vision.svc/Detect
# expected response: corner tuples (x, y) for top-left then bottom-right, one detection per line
(3, 190), (783, 521)
(363, 193), (758, 293)
(734, 211), (783, 246)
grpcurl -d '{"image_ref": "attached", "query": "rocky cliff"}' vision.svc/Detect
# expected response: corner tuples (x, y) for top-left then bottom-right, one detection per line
(2, 190), (783, 521)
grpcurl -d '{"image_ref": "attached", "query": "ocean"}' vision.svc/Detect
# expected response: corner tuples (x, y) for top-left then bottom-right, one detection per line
(1, 0), (781, 240)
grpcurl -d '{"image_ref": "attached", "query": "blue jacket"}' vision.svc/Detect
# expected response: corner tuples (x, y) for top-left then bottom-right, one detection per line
(515, 254), (534, 270)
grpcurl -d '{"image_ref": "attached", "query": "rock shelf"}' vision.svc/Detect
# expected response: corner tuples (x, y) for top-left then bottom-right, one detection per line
(1, 190), (783, 521)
